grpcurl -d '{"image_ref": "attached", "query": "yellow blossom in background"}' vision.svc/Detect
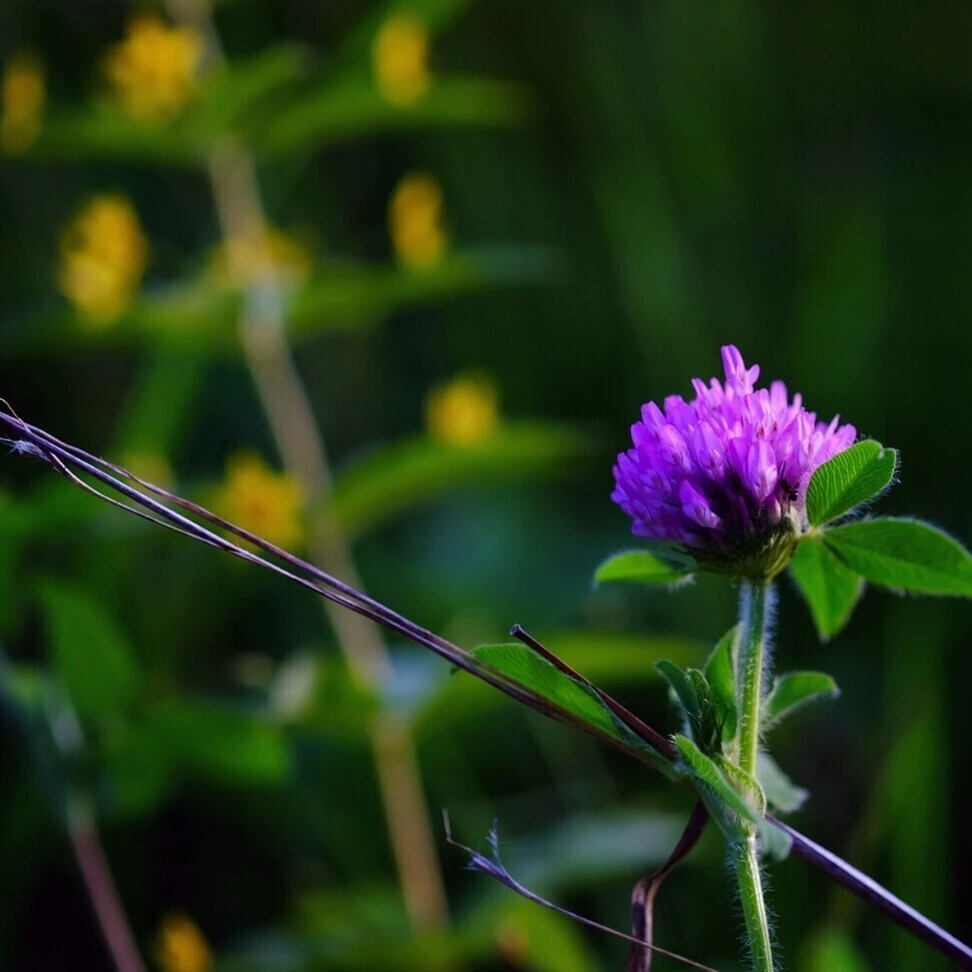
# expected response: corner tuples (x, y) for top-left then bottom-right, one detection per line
(155, 912), (212, 972)
(426, 374), (499, 447)
(389, 172), (448, 269)
(102, 13), (204, 124)
(211, 452), (304, 550)
(0, 51), (45, 154)
(372, 12), (431, 107)
(207, 227), (312, 290)
(57, 194), (149, 327)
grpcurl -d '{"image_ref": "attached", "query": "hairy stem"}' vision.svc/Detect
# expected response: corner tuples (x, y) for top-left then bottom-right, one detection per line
(734, 579), (774, 971)
(164, 0), (448, 930)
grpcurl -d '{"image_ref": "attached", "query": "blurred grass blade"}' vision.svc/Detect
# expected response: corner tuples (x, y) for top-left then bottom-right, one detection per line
(326, 423), (593, 539)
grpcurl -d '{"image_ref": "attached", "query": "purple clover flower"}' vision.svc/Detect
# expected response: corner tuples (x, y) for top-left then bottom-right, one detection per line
(612, 346), (856, 576)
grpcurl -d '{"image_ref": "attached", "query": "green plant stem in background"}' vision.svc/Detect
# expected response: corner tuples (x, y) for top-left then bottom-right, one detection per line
(165, 0), (448, 931)
(68, 799), (148, 972)
(734, 579), (774, 972)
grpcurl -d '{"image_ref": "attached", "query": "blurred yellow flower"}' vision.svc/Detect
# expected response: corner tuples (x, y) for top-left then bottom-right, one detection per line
(372, 13), (431, 107)
(0, 51), (45, 154)
(389, 172), (448, 269)
(155, 911), (212, 972)
(426, 374), (499, 447)
(212, 452), (304, 550)
(102, 13), (204, 124)
(207, 227), (312, 290)
(57, 194), (149, 327)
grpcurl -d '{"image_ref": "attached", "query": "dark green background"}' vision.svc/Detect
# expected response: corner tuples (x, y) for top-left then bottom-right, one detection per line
(1, 1), (969, 970)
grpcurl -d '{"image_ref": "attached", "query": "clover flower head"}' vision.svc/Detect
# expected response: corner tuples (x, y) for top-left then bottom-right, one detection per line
(612, 346), (856, 576)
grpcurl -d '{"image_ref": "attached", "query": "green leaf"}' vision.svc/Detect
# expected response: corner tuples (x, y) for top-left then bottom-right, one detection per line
(414, 631), (701, 740)
(763, 671), (839, 727)
(673, 735), (761, 830)
(143, 698), (292, 785)
(807, 440), (898, 525)
(255, 78), (530, 158)
(703, 626), (738, 742)
(467, 643), (672, 773)
(757, 753), (808, 814)
(289, 248), (554, 338)
(470, 644), (624, 741)
(654, 660), (701, 720)
(37, 581), (140, 718)
(789, 537), (864, 639)
(327, 424), (591, 538)
(594, 547), (694, 587)
(823, 518), (972, 596)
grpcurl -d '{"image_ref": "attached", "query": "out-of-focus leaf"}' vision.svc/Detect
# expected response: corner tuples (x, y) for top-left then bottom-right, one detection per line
(467, 894), (598, 972)
(509, 809), (690, 892)
(789, 537), (863, 640)
(101, 719), (175, 818)
(255, 78), (530, 159)
(798, 926), (873, 972)
(289, 248), (553, 338)
(36, 580), (140, 718)
(757, 753), (808, 815)
(326, 424), (593, 539)
(806, 440), (897, 526)
(196, 46), (309, 135)
(144, 697), (292, 785)
(594, 547), (693, 587)
(763, 671), (839, 727)
(823, 517), (972, 596)
(30, 109), (203, 166)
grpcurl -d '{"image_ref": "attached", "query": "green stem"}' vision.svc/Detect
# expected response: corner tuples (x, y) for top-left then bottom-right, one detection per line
(735, 835), (774, 972)
(734, 579), (774, 971)
(737, 579), (771, 778)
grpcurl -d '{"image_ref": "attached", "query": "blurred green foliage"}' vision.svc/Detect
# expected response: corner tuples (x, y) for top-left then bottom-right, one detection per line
(0, 1), (969, 970)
